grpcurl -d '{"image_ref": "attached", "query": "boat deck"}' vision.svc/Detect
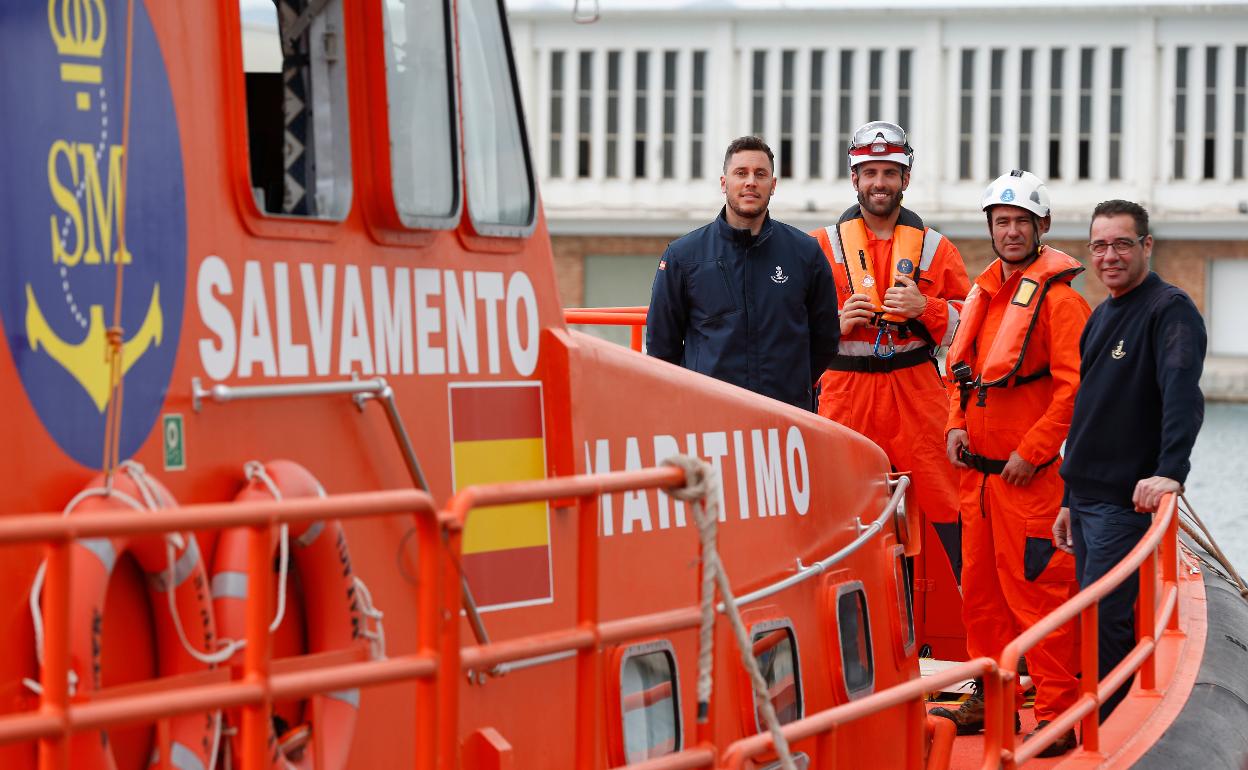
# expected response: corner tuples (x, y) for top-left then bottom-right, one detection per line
(924, 660), (1082, 769)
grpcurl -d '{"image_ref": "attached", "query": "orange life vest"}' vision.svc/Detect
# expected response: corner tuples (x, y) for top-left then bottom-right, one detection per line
(947, 246), (1084, 389)
(825, 205), (943, 330)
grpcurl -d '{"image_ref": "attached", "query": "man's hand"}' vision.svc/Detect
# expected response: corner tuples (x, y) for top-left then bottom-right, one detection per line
(840, 293), (877, 335)
(882, 275), (926, 319)
(1000, 451), (1037, 486)
(946, 429), (969, 468)
(1053, 507), (1074, 554)
(1133, 476), (1182, 512)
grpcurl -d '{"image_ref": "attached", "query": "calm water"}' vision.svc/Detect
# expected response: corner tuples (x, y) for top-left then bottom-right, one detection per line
(1184, 402), (1248, 571)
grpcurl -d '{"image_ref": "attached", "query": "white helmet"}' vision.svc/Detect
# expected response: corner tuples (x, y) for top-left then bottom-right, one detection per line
(981, 170), (1050, 218)
(847, 121), (914, 171)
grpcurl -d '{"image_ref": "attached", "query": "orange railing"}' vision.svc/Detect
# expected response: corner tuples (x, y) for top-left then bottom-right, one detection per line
(981, 492), (1182, 768)
(564, 306), (648, 352)
(0, 474), (1188, 770)
(669, 492), (1187, 770)
(0, 467), (703, 770)
(0, 490), (440, 770)
(718, 657), (998, 770)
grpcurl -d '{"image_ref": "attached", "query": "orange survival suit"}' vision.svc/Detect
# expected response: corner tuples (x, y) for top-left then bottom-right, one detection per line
(812, 205), (970, 526)
(945, 246), (1091, 722)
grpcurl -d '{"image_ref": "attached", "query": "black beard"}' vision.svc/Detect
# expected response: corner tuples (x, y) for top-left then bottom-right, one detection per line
(857, 187), (902, 217)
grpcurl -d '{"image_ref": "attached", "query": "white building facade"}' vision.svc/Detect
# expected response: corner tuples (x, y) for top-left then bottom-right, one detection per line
(506, 0), (1248, 379)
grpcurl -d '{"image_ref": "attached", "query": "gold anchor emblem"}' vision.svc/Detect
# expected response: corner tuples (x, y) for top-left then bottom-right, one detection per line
(25, 283), (164, 412)
(1111, 339), (1126, 360)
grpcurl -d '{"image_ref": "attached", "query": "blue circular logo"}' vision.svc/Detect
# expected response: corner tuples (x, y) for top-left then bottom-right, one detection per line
(897, 258), (915, 275)
(1000, 188), (1016, 203)
(0, 0), (186, 468)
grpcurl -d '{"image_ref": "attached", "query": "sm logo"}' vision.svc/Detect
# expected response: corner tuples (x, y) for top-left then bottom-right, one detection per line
(0, 0), (186, 468)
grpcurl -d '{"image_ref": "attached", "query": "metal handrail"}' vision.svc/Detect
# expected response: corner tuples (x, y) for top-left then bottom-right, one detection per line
(982, 492), (1182, 768)
(719, 475), (909, 612)
(0, 489), (440, 770)
(718, 657), (1000, 770)
(5, 462), (915, 769)
(564, 306), (648, 351)
(191, 376), (430, 492)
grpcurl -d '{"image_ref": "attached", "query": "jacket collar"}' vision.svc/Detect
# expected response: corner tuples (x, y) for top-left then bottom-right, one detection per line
(715, 207), (773, 247)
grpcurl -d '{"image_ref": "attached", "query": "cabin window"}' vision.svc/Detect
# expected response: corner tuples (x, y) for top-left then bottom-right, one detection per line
(381, 0), (459, 225)
(619, 642), (681, 763)
(238, 0), (352, 219)
(457, 0), (535, 232)
(750, 620), (803, 730)
(893, 547), (916, 653)
(836, 582), (875, 698)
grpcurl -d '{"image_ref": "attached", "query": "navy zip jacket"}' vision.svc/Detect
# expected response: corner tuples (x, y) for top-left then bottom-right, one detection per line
(1060, 272), (1206, 507)
(646, 208), (840, 410)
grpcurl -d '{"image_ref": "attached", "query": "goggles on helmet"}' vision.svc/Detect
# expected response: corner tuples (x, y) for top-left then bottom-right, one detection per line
(847, 121), (914, 169)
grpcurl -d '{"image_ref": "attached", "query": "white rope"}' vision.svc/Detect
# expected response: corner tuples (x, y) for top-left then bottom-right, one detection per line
(352, 576), (387, 660)
(1179, 494), (1248, 599)
(663, 455), (797, 770)
(243, 461), (292, 633)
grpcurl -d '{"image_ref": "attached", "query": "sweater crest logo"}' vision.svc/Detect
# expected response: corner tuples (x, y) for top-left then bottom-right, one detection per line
(770, 266), (789, 284)
(1111, 340), (1126, 360)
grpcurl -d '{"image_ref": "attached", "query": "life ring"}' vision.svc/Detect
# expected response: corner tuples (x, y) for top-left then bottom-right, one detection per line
(31, 461), (221, 770)
(211, 460), (380, 770)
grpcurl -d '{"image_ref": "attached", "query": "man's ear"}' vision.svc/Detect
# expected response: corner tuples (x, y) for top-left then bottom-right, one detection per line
(901, 170), (911, 192)
(720, 175), (727, 195)
(1037, 215), (1052, 236)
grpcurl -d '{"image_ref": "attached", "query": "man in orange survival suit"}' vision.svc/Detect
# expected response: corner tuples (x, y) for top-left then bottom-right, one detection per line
(811, 121), (970, 576)
(932, 170), (1089, 757)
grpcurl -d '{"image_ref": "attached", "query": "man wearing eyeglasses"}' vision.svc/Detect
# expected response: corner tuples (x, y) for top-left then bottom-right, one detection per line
(936, 170), (1088, 755)
(1053, 199), (1206, 719)
(810, 121), (970, 582)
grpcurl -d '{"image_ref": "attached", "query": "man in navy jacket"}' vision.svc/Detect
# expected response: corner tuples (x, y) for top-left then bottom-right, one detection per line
(1053, 199), (1207, 718)
(646, 137), (840, 410)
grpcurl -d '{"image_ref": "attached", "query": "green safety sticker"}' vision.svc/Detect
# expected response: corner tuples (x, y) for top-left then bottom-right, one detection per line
(163, 413), (185, 471)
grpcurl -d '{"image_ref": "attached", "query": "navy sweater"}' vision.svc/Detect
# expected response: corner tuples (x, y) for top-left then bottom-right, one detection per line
(1060, 272), (1206, 507)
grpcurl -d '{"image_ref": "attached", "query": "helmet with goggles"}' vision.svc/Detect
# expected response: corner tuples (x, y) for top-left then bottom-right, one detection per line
(981, 169), (1051, 218)
(847, 121), (914, 171)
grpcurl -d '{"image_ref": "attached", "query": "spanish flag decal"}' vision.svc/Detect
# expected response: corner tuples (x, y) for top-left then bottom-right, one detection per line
(449, 382), (552, 610)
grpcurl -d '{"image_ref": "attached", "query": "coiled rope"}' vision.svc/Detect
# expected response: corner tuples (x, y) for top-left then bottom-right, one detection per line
(662, 455), (797, 770)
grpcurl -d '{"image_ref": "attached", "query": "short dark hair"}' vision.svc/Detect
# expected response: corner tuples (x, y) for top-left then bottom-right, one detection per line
(1091, 199), (1150, 238)
(723, 136), (774, 173)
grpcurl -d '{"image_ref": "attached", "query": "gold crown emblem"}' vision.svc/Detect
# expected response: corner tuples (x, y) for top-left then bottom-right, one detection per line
(48, 0), (107, 59)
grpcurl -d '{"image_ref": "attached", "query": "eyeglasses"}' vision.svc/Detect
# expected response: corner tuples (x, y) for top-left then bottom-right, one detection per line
(1087, 235), (1146, 256)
